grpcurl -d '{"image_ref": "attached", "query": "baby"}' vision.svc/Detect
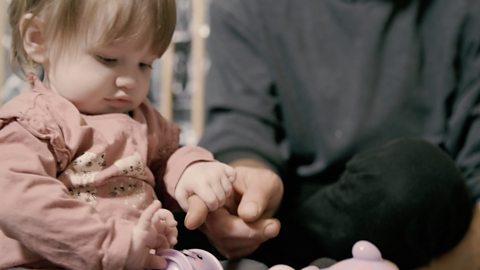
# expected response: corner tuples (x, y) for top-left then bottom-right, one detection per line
(0, 0), (234, 269)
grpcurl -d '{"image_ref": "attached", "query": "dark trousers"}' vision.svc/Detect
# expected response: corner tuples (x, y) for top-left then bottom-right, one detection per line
(176, 138), (474, 269)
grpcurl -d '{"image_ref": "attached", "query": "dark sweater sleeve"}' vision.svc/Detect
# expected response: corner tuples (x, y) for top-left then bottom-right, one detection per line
(199, 0), (287, 172)
(445, 1), (480, 200)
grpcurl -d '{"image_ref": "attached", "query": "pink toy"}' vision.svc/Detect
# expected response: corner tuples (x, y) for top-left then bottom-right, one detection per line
(150, 248), (223, 270)
(323, 240), (398, 270)
(269, 240), (399, 270)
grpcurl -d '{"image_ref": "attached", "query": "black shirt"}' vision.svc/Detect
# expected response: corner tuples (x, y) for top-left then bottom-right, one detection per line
(200, 0), (480, 199)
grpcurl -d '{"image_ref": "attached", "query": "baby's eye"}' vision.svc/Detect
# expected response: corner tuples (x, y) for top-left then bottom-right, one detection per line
(96, 55), (118, 65)
(139, 62), (153, 70)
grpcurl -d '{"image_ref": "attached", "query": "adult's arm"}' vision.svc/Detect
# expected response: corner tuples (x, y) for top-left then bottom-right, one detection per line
(199, 0), (286, 170)
(444, 2), (480, 201)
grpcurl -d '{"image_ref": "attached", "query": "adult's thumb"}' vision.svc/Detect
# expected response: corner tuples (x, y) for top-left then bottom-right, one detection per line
(184, 195), (209, 230)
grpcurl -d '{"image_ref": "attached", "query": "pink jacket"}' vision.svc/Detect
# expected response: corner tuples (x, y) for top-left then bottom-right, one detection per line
(0, 79), (214, 269)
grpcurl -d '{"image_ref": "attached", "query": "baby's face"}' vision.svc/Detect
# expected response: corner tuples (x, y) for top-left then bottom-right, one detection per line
(43, 38), (157, 115)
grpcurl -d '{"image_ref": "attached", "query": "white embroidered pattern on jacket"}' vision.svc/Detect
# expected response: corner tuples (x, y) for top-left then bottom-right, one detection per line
(64, 152), (106, 186)
(64, 152), (105, 205)
(114, 152), (147, 179)
(107, 178), (146, 208)
(64, 151), (148, 207)
(112, 152), (148, 207)
(68, 184), (97, 205)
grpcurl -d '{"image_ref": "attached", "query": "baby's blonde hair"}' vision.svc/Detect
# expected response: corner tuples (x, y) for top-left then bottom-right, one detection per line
(9, 0), (176, 76)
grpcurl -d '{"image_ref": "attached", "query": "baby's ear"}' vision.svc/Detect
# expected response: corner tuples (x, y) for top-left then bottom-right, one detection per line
(20, 13), (48, 64)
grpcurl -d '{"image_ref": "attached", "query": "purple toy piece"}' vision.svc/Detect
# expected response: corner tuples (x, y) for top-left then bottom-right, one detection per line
(151, 248), (223, 270)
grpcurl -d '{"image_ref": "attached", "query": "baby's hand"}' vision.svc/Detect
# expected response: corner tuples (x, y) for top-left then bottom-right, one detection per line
(175, 161), (235, 211)
(125, 200), (177, 270)
(152, 207), (178, 249)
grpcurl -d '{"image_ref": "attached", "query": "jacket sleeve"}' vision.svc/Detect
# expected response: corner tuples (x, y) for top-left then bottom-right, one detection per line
(198, 0), (287, 173)
(0, 121), (132, 270)
(444, 2), (480, 200)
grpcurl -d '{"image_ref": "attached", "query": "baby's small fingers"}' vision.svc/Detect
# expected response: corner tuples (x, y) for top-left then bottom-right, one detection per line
(197, 188), (220, 211)
(153, 209), (178, 228)
(137, 200), (161, 230)
(221, 175), (233, 195)
(223, 165), (236, 182)
(162, 210), (177, 226)
(211, 181), (227, 207)
(167, 227), (178, 247)
(155, 234), (170, 250)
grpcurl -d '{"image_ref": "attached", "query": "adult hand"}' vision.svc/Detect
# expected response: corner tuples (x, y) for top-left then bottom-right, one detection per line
(199, 162), (284, 258)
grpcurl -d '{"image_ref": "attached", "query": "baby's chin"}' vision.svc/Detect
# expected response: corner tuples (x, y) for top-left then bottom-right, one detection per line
(78, 107), (132, 116)
(76, 102), (137, 115)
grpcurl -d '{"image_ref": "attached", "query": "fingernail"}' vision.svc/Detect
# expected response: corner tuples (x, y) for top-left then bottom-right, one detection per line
(264, 223), (279, 238)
